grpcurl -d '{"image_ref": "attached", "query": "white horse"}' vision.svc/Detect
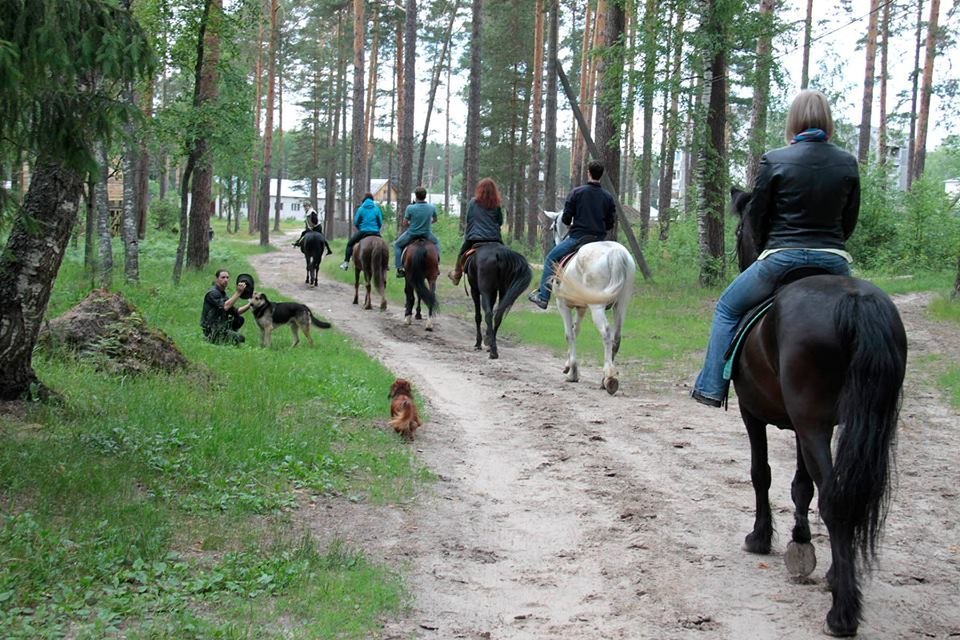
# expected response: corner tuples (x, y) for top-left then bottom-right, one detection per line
(543, 210), (636, 395)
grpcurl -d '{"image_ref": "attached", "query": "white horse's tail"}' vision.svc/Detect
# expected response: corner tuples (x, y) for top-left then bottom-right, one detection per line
(554, 244), (636, 307)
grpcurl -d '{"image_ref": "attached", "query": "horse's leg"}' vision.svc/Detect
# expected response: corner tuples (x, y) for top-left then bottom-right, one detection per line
(797, 429), (860, 636)
(783, 433), (818, 578)
(353, 268), (360, 305)
(589, 303), (618, 394)
(470, 285), (483, 351)
(482, 291), (498, 359)
(363, 270), (373, 310)
(404, 278), (414, 324)
(559, 303), (581, 382)
(741, 409), (774, 555)
(425, 276), (436, 331)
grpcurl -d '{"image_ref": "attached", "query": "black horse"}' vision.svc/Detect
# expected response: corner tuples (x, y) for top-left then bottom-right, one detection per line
(729, 189), (907, 637)
(463, 243), (532, 359)
(402, 239), (440, 331)
(300, 230), (332, 287)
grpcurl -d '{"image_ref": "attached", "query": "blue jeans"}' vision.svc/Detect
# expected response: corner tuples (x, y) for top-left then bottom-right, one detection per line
(693, 250), (851, 400)
(394, 231), (440, 269)
(537, 236), (580, 301)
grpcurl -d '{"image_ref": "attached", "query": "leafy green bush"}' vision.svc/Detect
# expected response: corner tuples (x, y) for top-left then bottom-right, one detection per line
(895, 174), (959, 272)
(847, 165), (899, 271)
(149, 197), (180, 232)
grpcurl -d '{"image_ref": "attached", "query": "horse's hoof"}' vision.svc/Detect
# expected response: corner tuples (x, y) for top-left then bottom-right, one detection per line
(784, 541), (817, 578)
(425, 321), (433, 332)
(404, 315), (412, 325)
(821, 621), (857, 637)
(562, 365), (570, 374)
(742, 532), (771, 555)
(489, 351), (498, 359)
(603, 377), (619, 395)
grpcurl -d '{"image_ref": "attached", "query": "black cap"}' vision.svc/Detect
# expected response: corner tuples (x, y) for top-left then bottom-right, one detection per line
(236, 273), (255, 299)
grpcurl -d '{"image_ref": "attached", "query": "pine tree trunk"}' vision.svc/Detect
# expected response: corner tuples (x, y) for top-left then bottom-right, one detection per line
(397, 0), (417, 219)
(570, 0), (594, 188)
(460, 0), (483, 223)
(350, 0), (368, 207)
(877, 0), (891, 166)
(906, 0), (924, 188)
(417, 1), (459, 186)
(638, 0), (656, 240)
(658, 2), (685, 242)
(0, 160), (84, 400)
(365, 16), (380, 184)
(594, 0), (624, 205)
(697, 0), (728, 287)
(857, 0), (880, 165)
(801, 0), (813, 89)
(249, 12), (265, 234)
(259, 0), (278, 246)
(444, 44), (452, 215)
(543, 0), (559, 218)
(525, 0), (545, 249)
(912, 0), (939, 181)
(274, 64), (283, 233)
(187, 0), (221, 269)
(745, 0), (774, 188)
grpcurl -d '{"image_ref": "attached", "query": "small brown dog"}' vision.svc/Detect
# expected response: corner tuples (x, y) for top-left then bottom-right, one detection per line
(388, 378), (422, 441)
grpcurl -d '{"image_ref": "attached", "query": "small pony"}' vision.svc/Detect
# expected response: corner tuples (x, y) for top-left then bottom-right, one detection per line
(388, 378), (422, 441)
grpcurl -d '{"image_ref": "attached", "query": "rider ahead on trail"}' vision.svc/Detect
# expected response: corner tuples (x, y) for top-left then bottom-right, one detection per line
(394, 186), (440, 278)
(340, 192), (384, 270)
(447, 177), (504, 286)
(690, 89), (860, 409)
(528, 159), (616, 310)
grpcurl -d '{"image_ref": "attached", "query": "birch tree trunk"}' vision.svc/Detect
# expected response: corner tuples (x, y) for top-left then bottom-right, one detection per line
(801, 0), (813, 89)
(906, 0), (924, 188)
(638, 0), (656, 240)
(96, 141), (112, 288)
(249, 11), (265, 234)
(657, 1), (685, 242)
(122, 80), (139, 283)
(877, 0), (891, 166)
(0, 161), (84, 400)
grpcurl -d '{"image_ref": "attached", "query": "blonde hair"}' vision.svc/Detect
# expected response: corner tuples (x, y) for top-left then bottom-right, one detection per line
(785, 90), (834, 142)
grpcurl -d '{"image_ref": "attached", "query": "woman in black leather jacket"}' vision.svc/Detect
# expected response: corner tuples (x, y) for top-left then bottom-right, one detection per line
(691, 90), (860, 408)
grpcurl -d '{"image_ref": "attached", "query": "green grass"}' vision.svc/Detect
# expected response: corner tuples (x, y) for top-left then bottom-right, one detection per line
(0, 226), (424, 638)
(938, 365), (960, 410)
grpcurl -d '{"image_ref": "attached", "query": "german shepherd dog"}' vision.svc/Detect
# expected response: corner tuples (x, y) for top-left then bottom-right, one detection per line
(249, 292), (331, 347)
(388, 378), (422, 441)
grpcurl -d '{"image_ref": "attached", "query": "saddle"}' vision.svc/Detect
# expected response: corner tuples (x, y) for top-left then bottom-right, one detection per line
(462, 241), (498, 266)
(722, 266), (832, 382)
(555, 235), (603, 271)
(400, 237), (433, 263)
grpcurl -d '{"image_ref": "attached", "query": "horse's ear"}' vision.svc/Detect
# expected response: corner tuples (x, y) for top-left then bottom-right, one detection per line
(730, 188), (751, 218)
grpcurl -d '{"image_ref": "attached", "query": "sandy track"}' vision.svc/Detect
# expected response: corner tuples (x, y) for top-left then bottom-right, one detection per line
(249, 244), (959, 640)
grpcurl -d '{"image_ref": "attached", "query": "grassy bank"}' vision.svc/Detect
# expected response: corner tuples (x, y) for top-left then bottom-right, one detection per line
(1, 222), (428, 638)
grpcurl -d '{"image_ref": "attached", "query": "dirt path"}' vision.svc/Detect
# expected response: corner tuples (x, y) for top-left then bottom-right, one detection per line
(249, 244), (960, 640)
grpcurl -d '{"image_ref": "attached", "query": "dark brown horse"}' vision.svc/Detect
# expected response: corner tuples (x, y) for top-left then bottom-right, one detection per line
(352, 235), (389, 310)
(730, 189), (907, 636)
(464, 243), (532, 359)
(401, 239), (439, 331)
(300, 230), (331, 287)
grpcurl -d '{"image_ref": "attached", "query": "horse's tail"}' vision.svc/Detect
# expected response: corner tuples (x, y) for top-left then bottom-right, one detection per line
(410, 244), (439, 313)
(554, 244), (636, 307)
(371, 238), (389, 290)
(495, 246), (533, 318)
(826, 290), (906, 564)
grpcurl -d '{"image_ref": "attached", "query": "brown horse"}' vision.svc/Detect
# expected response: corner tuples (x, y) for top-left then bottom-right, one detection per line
(401, 238), (439, 330)
(352, 235), (389, 310)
